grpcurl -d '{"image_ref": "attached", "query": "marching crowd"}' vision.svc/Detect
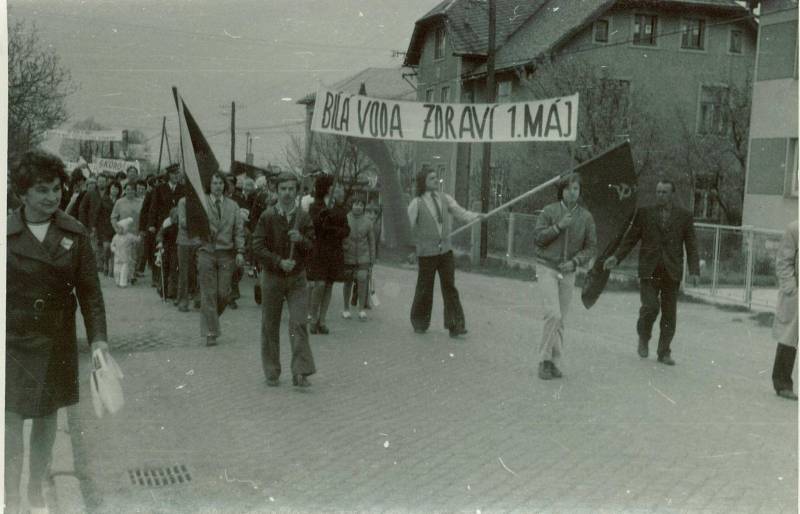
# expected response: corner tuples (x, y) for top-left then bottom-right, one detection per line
(5, 150), (798, 514)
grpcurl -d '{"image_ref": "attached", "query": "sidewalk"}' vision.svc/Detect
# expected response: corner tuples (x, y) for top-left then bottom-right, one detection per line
(63, 264), (796, 513)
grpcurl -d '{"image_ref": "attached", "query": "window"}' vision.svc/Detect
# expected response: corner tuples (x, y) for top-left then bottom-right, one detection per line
(425, 88), (434, 102)
(681, 18), (705, 50)
(729, 30), (743, 54)
(497, 80), (512, 102)
(698, 85), (729, 135)
(440, 86), (450, 102)
(633, 14), (657, 46)
(434, 27), (446, 60)
(594, 19), (609, 43)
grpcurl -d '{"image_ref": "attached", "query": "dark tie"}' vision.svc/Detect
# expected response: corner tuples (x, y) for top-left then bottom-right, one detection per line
(215, 199), (222, 219)
(431, 193), (443, 224)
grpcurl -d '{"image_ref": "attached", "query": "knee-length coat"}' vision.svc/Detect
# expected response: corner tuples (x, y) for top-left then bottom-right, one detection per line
(774, 220), (798, 347)
(6, 208), (107, 417)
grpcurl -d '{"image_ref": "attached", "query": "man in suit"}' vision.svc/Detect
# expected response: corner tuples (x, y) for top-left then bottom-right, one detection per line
(198, 172), (245, 346)
(147, 164), (184, 299)
(604, 180), (700, 365)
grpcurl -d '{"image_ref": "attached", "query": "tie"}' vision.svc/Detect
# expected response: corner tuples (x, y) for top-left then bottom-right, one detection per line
(215, 198), (222, 219)
(431, 193), (443, 224)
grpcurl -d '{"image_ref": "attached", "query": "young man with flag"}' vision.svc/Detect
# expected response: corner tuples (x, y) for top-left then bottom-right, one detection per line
(198, 172), (245, 346)
(533, 173), (597, 380)
(252, 171), (316, 388)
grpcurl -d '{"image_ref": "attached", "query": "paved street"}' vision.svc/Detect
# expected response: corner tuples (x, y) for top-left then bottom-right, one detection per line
(69, 264), (797, 513)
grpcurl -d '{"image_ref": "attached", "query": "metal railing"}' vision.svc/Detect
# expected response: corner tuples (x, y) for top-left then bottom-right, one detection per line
(451, 215), (784, 311)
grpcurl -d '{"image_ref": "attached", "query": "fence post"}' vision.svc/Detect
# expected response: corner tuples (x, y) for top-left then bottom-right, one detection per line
(506, 212), (516, 266)
(744, 226), (755, 309)
(711, 225), (721, 297)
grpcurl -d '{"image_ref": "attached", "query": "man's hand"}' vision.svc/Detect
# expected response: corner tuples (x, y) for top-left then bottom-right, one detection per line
(235, 253), (245, 267)
(557, 212), (573, 230)
(603, 256), (618, 271)
(288, 229), (303, 243)
(689, 274), (700, 287)
(279, 259), (296, 272)
(558, 260), (576, 273)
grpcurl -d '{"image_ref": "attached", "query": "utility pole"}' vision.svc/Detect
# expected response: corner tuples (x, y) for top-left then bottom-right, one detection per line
(230, 101), (236, 170)
(156, 116), (166, 172)
(480, 0), (496, 262)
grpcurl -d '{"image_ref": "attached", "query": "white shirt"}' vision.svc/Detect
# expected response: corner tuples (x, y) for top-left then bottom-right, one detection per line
(28, 222), (51, 242)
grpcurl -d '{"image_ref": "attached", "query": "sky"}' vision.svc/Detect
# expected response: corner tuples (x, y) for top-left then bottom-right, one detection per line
(7, 0), (437, 169)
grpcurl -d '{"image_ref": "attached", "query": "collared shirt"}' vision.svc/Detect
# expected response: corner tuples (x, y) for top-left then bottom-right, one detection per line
(274, 202), (297, 223)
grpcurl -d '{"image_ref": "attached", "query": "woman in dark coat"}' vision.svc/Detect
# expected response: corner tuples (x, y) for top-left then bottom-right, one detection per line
(96, 181), (121, 276)
(6, 150), (112, 513)
(307, 175), (349, 334)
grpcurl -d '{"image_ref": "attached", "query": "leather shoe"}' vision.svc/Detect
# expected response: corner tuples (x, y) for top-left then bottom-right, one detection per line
(229, 300), (238, 310)
(316, 324), (330, 335)
(638, 339), (649, 358)
(776, 389), (798, 400)
(538, 361), (553, 380)
(449, 328), (468, 338)
(205, 336), (218, 347)
(178, 305), (189, 313)
(413, 328), (427, 334)
(549, 362), (563, 378)
(309, 323), (319, 335)
(657, 355), (675, 366)
(293, 374), (311, 387)
(266, 376), (279, 387)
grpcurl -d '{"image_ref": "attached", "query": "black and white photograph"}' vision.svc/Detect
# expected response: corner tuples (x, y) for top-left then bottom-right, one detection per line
(4, 0), (798, 512)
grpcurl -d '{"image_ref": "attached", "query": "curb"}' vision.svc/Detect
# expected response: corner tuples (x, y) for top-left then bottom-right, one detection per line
(51, 409), (87, 514)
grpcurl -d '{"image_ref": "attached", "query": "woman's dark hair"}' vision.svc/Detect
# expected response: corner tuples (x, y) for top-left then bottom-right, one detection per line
(204, 171), (227, 194)
(11, 150), (68, 196)
(116, 171), (127, 181)
(556, 172), (581, 201)
(313, 174), (334, 200)
(136, 179), (147, 188)
(415, 167), (436, 197)
(69, 167), (86, 189)
(107, 181), (123, 198)
(146, 175), (159, 187)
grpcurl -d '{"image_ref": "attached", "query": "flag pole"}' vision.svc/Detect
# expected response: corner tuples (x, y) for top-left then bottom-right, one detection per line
(449, 168), (570, 238)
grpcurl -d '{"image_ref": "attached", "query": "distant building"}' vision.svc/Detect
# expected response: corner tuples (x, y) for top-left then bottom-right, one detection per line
(404, 0), (757, 216)
(741, 0), (798, 230)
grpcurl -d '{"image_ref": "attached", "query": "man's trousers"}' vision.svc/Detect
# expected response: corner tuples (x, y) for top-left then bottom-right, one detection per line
(410, 250), (465, 332)
(537, 267), (575, 366)
(638, 263), (680, 358)
(198, 249), (235, 338)
(260, 272), (316, 380)
(177, 243), (199, 309)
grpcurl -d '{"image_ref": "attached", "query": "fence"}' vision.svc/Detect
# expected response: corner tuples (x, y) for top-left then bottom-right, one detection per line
(451, 214), (784, 311)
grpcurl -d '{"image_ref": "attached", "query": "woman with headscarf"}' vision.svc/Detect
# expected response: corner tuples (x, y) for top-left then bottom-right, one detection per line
(6, 150), (113, 514)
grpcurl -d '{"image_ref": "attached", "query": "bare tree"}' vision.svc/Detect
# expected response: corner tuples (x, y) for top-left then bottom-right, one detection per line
(8, 21), (76, 163)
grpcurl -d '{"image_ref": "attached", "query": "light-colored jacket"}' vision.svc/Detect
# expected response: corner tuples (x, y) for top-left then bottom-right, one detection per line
(199, 195), (245, 254)
(407, 192), (479, 257)
(534, 201), (597, 270)
(343, 213), (375, 266)
(773, 220), (798, 347)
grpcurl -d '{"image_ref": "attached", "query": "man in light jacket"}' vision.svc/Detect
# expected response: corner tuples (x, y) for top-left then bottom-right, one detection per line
(407, 168), (482, 338)
(772, 220), (798, 400)
(533, 173), (597, 380)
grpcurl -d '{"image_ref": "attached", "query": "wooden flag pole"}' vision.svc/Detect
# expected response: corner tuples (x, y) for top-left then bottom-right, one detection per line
(449, 169), (569, 238)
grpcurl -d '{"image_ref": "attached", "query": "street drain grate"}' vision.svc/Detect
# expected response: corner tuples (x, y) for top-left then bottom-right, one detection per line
(129, 465), (192, 487)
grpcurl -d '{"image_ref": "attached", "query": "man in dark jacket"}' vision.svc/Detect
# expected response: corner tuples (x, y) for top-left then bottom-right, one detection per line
(79, 173), (109, 271)
(252, 172), (316, 388)
(604, 180), (700, 365)
(147, 164), (184, 299)
(139, 175), (161, 285)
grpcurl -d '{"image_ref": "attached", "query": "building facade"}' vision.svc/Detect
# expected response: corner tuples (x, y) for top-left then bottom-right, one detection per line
(741, 0), (798, 230)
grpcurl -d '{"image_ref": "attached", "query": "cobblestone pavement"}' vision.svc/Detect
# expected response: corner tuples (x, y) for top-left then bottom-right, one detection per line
(70, 265), (797, 513)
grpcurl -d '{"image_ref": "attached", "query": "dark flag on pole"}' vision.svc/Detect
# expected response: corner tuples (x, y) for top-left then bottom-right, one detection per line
(577, 141), (638, 308)
(172, 87), (218, 241)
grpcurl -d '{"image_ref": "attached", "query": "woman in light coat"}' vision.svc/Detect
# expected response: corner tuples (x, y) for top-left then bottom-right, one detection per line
(342, 197), (375, 320)
(772, 220), (798, 400)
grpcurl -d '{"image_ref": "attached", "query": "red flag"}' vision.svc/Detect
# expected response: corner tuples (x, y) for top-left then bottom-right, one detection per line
(172, 87), (217, 241)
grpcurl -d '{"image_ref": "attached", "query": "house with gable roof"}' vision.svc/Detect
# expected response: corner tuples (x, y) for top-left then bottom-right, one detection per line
(404, 0), (756, 219)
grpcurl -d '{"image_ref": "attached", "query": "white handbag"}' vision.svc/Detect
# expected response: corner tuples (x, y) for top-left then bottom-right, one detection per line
(89, 349), (125, 418)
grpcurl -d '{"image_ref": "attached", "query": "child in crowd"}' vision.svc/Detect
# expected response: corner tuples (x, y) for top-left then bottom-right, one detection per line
(111, 217), (139, 287)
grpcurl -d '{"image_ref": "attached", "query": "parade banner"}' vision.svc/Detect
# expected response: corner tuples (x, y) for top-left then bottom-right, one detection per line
(93, 158), (140, 175)
(311, 86), (578, 143)
(48, 129), (124, 141)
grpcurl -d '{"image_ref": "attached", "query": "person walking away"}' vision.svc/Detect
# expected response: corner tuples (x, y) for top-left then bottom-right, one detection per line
(407, 168), (482, 337)
(604, 180), (700, 365)
(252, 172), (316, 387)
(111, 217), (139, 287)
(6, 151), (113, 514)
(308, 176), (350, 334)
(533, 173), (597, 380)
(342, 197), (375, 320)
(772, 220), (798, 400)
(176, 196), (202, 312)
(197, 172), (245, 346)
(147, 164), (184, 300)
